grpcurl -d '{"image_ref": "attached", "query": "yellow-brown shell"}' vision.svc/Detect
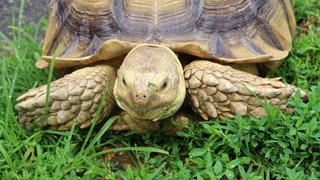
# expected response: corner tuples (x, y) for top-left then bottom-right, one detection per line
(38, 0), (296, 69)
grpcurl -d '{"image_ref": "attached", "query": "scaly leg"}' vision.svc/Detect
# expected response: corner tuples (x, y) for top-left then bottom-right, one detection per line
(184, 61), (307, 120)
(15, 64), (116, 130)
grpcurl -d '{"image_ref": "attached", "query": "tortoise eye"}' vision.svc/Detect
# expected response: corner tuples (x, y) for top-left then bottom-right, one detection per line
(122, 77), (127, 86)
(161, 81), (167, 90)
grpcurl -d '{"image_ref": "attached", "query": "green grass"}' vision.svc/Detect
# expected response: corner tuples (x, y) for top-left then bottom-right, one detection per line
(0, 0), (320, 179)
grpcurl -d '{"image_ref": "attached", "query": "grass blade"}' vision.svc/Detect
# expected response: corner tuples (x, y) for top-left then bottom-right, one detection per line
(86, 115), (120, 151)
(90, 147), (169, 158)
(42, 52), (57, 122)
(0, 143), (13, 170)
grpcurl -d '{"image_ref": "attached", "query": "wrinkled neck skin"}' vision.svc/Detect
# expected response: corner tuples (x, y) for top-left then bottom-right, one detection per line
(114, 44), (185, 121)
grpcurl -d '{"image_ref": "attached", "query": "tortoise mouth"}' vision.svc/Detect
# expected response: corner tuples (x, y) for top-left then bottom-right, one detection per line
(115, 99), (173, 121)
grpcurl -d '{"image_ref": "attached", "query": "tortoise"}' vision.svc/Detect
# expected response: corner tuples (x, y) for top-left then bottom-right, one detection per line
(15, 0), (306, 133)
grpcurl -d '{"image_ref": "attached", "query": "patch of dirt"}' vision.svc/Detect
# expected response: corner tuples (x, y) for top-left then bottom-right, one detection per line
(299, 16), (319, 35)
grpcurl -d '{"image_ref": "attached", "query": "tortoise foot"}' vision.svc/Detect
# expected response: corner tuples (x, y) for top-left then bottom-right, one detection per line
(184, 60), (307, 120)
(111, 111), (161, 134)
(15, 65), (116, 130)
(110, 111), (198, 135)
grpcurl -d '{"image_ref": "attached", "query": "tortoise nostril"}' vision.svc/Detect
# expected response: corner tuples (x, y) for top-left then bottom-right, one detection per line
(133, 91), (150, 106)
(135, 94), (147, 98)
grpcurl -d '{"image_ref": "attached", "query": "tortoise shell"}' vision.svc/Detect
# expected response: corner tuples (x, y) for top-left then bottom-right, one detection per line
(37, 0), (296, 69)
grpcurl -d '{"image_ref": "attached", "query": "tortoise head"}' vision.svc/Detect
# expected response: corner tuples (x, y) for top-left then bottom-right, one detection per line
(114, 44), (185, 121)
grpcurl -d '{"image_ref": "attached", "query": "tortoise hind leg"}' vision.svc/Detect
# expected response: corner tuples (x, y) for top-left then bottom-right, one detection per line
(15, 64), (116, 130)
(184, 60), (307, 120)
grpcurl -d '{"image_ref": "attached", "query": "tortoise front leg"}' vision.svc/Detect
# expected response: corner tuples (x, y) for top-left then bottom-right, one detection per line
(15, 64), (116, 130)
(110, 111), (161, 133)
(184, 60), (307, 120)
(111, 111), (198, 135)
